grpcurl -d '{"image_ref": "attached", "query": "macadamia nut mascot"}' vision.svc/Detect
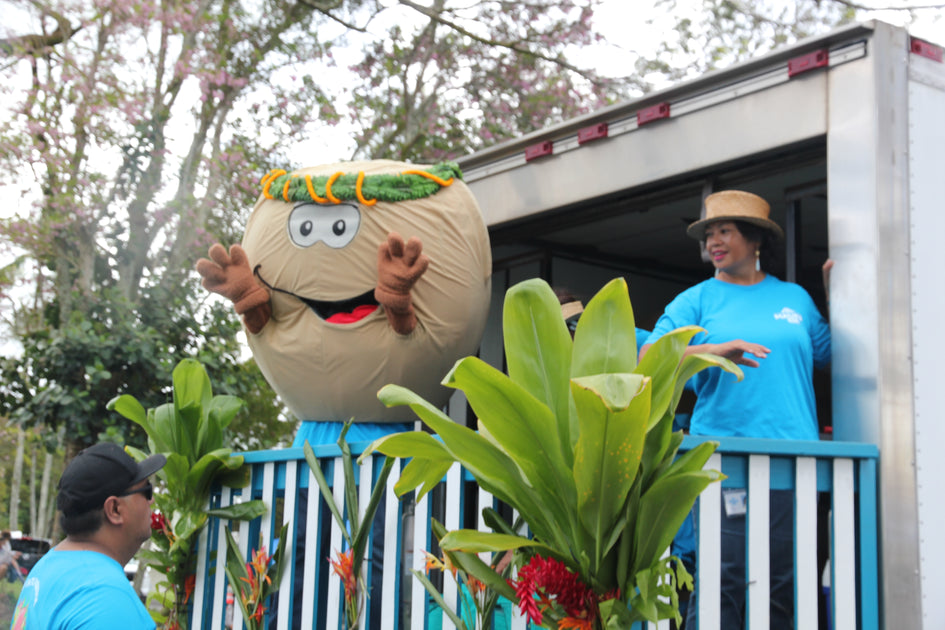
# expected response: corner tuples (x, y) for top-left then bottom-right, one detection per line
(197, 160), (491, 446)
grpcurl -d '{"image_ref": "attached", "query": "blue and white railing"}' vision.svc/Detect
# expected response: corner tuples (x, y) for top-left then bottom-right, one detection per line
(188, 437), (879, 630)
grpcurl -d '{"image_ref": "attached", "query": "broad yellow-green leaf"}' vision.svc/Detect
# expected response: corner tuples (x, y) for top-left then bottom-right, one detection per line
(360, 430), (450, 462)
(502, 279), (574, 454)
(572, 277), (638, 377)
(394, 457), (453, 499)
(207, 499), (268, 521)
(634, 326), (703, 430)
(633, 469), (725, 572)
(571, 373), (649, 556)
(662, 440), (720, 478)
(445, 356), (574, 515)
(379, 383), (562, 548)
(433, 519), (519, 602)
(439, 530), (545, 554)
(107, 394), (146, 427)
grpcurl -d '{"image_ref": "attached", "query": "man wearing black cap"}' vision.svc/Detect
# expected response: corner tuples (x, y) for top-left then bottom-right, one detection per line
(11, 442), (165, 629)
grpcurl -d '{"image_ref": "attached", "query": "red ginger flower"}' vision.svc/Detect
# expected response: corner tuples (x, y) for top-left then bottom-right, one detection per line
(150, 511), (167, 531)
(510, 555), (598, 626)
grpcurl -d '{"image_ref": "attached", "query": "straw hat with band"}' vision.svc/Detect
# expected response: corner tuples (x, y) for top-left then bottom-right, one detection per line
(686, 190), (784, 241)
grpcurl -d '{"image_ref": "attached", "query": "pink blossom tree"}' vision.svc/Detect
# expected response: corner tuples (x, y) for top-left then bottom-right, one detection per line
(0, 0), (625, 455)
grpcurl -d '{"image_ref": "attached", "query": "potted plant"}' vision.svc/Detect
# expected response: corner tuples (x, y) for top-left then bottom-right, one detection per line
(363, 277), (739, 628)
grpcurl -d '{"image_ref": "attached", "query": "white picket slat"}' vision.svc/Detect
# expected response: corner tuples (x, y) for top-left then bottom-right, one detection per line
(381, 458), (401, 629)
(276, 461), (298, 629)
(300, 466), (320, 629)
(698, 452), (722, 629)
(325, 457), (345, 630)
(833, 458), (856, 630)
(411, 484), (431, 630)
(795, 457), (819, 629)
(210, 486), (233, 630)
(747, 455), (770, 630)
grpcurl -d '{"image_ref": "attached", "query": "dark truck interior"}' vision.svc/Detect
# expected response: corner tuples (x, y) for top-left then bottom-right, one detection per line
(486, 137), (832, 431)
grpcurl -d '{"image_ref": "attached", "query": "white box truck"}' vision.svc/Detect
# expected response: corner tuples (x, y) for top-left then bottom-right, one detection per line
(456, 20), (944, 629)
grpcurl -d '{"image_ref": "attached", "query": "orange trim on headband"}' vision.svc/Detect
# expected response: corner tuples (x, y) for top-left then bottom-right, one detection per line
(325, 172), (343, 204)
(355, 171), (377, 206)
(400, 169), (454, 187)
(304, 175), (328, 203)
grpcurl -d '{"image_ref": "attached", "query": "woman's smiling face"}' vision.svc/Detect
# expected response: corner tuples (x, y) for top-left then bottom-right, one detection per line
(704, 221), (759, 274)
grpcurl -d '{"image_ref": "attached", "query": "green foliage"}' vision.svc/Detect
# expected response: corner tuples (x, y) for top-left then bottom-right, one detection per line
(223, 523), (290, 630)
(303, 424), (395, 629)
(365, 278), (740, 627)
(109, 358), (267, 630)
(0, 578), (23, 628)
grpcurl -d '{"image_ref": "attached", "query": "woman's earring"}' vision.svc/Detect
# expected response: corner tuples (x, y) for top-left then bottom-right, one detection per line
(755, 250), (761, 272)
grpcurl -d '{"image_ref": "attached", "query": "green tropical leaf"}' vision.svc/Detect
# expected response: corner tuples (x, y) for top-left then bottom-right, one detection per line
(107, 394), (147, 427)
(360, 429), (450, 462)
(439, 530), (545, 554)
(634, 326), (703, 429)
(207, 499), (269, 521)
(303, 441), (352, 547)
(571, 373), (649, 563)
(444, 356), (574, 516)
(377, 384), (557, 543)
(571, 277), (638, 377)
(351, 456), (395, 571)
(394, 456), (453, 499)
(502, 278), (574, 456)
(633, 469), (725, 572)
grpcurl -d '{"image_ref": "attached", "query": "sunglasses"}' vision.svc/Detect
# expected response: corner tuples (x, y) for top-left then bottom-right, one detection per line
(117, 481), (154, 501)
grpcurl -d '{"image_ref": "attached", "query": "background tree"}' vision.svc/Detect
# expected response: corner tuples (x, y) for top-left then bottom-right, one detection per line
(348, 0), (625, 159)
(0, 0), (626, 457)
(632, 0), (940, 91)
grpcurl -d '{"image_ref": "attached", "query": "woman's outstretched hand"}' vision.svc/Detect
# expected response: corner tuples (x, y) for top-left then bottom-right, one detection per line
(705, 339), (771, 368)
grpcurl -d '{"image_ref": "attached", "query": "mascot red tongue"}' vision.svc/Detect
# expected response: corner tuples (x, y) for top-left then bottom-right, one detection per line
(197, 160), (491, 442)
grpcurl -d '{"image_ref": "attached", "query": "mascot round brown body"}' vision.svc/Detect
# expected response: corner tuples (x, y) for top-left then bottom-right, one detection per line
(197, 160), (491, 441)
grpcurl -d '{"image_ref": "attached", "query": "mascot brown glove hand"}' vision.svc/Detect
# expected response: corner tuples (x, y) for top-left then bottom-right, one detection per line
(196, 243), (272, 334)
(375, 232), (429, 335)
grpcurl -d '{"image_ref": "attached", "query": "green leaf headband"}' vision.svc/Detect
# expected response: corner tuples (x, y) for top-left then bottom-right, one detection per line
(260, 161), (463, 206)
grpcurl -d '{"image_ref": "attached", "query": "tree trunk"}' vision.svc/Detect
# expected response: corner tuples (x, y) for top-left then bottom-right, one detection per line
(37, 444), (54, 538)
(9, 428), (23, 531)
(28, 442), (36, 533)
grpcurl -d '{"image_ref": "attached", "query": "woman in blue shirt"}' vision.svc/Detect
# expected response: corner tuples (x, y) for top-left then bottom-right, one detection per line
(640, 190), (831, 629)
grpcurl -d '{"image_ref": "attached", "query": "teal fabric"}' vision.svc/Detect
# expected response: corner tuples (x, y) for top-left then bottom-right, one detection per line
(425, 586), (514, 629)
(13, 549), (154, 629)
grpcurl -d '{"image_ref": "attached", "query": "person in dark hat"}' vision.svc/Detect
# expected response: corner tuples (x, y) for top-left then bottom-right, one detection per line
(640, 190), (832, 630)
(11, 442), (165, 629)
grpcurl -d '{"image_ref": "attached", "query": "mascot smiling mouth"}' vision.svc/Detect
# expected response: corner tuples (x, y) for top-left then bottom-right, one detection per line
(254, 266), (379, 323)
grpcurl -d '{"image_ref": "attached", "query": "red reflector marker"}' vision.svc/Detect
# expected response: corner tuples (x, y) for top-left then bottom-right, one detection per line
(577, 122), (608, 144)
(788, 49), (829, 77)
(911, 37), (943, 62)
(637, 102), (670, 126)
(524, 140), (553, 162)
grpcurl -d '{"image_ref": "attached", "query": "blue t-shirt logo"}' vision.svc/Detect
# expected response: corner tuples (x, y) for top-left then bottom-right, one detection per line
(774, 307), (803, 324)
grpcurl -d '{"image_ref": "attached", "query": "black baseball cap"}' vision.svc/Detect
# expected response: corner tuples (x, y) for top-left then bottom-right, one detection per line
(57, 442), (166, 517)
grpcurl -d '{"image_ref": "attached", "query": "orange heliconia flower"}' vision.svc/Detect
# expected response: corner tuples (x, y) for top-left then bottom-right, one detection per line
(330, 548), (357, 608)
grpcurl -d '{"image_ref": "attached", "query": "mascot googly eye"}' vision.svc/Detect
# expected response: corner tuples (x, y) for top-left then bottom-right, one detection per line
(197, 160), (492, 432)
